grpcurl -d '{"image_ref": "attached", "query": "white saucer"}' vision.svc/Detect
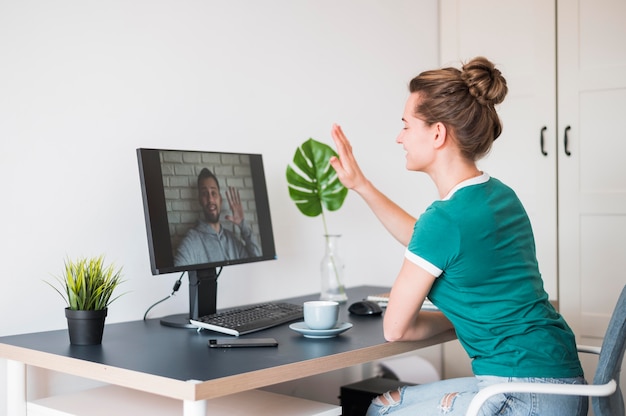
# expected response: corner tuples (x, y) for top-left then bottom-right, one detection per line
(289, 322), (353, 339)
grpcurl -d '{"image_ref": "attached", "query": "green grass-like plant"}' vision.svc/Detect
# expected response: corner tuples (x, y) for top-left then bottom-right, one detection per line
(47, 256), (125, 311)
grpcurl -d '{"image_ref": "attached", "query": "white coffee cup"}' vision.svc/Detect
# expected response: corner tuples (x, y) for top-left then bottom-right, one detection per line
(303, 300), (339, 330)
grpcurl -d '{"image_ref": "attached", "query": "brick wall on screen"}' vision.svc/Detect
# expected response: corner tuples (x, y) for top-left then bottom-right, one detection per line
(160, 150), (259, 251)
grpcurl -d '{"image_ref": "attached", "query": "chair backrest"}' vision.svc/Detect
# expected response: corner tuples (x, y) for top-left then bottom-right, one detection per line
(593, 285), (626, 416)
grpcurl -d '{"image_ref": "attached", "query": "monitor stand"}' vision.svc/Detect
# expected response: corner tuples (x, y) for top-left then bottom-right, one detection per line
(160, 268), (218, 329)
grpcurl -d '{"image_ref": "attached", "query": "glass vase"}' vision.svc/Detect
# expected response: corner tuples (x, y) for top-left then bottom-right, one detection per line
(320, 234), (348, 303)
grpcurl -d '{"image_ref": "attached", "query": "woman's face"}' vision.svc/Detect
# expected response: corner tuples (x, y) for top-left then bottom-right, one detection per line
(396, 93), (439, 172)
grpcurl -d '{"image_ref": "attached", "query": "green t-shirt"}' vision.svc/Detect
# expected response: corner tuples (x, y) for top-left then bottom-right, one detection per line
(407, 174), (583, 378)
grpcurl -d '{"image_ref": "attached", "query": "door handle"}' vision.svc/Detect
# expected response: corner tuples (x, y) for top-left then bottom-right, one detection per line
(563, 126), (572, 156)
(540, 126), (548, 156)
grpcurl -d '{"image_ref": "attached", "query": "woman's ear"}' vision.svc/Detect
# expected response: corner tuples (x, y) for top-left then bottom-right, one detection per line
(432, 122), (447, 149)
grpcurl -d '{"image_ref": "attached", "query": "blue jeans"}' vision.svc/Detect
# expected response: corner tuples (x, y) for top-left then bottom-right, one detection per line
(365, 375), (588, 416)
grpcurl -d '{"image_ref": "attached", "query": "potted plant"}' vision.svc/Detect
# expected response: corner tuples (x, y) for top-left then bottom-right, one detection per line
(286, 138), (349, 301)
(47, 255), (125, 345)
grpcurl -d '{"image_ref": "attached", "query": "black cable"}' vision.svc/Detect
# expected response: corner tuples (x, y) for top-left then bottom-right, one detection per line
(143, 272), (185, 320)
(142, 268), (223, 320)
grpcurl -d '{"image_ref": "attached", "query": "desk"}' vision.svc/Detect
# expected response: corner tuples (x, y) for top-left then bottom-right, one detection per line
(0, 286), (456, 415)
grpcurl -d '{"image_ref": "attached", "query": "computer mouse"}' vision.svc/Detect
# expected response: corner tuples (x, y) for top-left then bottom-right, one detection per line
(348, 300), (383, 316)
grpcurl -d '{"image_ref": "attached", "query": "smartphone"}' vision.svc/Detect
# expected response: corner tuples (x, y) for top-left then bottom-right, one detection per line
(208, 338), (278, 348)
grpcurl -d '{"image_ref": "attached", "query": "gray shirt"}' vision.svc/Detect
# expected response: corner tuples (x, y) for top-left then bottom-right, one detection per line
(173, 220), (261, 267)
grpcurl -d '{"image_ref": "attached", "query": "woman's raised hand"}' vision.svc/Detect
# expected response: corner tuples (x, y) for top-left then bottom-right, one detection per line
(329, 124), (369, 192)
(330, 123), (416, 245)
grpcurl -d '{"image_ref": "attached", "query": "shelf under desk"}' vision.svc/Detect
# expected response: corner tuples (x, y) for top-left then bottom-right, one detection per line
(0, 285), (457, 415)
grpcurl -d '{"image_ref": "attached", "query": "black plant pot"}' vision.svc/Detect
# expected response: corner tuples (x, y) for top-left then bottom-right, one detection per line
(65, 308), (108, 345)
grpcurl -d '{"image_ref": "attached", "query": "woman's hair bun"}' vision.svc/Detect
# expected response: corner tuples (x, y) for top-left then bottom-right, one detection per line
(461, 56), (508, 106)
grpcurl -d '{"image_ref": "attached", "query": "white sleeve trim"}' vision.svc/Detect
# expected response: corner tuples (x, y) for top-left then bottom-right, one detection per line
(404, 249), (443, 277)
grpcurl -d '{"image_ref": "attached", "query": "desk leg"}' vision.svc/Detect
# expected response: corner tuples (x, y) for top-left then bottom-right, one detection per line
(183, 399), (207, 416)
(7, 360), (26, 416)
(183, 380), (207, 416)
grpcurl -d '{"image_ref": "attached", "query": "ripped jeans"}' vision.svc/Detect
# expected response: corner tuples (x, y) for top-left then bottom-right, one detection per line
(365, 375), (587, 416)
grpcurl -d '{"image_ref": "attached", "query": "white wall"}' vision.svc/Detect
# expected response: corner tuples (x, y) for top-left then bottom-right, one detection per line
(0, 0), (439, 410)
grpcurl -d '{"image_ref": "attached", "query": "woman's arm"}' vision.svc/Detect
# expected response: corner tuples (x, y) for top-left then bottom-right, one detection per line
(329, 124), (416, 246)
(383, 258), (453, 341)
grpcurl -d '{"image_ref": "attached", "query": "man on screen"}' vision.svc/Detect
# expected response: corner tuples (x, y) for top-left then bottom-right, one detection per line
(174, 168), (261, 266)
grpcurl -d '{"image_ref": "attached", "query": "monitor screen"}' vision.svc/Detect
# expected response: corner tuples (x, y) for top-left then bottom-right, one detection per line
(137, 148), (277, 327)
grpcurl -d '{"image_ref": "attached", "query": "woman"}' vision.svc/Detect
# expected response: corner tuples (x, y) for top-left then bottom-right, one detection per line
(330, 57), (586, 416)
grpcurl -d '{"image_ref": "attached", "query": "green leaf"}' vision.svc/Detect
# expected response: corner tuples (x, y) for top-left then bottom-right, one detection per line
(286, 138), (348, 217)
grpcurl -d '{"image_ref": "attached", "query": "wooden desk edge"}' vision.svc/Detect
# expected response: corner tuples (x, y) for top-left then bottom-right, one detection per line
(0, 343), (195, 400)
(193, 328), (457, 400)
(0, 329), (457, 402)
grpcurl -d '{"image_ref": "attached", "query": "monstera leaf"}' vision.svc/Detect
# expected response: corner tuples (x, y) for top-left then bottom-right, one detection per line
(286, 138), (348, 218)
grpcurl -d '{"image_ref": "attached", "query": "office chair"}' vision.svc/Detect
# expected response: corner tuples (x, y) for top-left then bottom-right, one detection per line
(466, 285), (626, 416)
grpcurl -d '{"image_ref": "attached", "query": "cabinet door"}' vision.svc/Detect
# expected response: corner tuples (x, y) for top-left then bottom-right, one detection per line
(439, 0), (558, 297)
(557, 0), (626, 339)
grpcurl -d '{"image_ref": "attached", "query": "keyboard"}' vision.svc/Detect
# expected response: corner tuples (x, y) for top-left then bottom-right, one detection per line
(189, 302), (304, 336)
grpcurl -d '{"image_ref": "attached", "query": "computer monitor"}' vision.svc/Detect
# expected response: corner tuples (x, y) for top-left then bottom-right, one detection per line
(137, 148), (277, 328)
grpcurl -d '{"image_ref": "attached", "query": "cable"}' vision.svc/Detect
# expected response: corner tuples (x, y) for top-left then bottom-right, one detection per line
(142, 268), (223, 320)
(143, 272), (185, 320)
